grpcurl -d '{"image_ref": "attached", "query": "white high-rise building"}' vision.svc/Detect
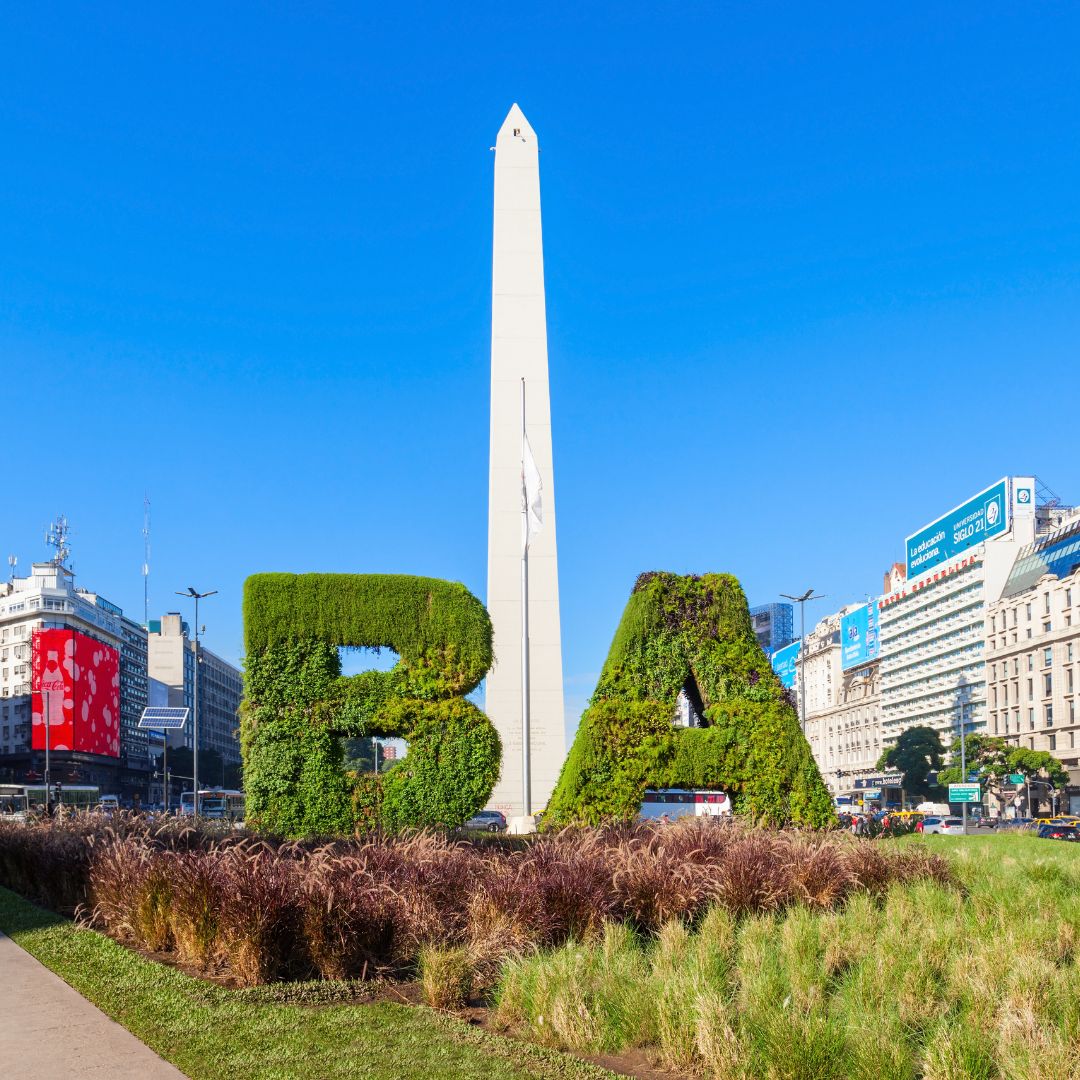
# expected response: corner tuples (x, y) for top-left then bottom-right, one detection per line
(485, 104), (565, 817)
(878, 477), (1040, 749)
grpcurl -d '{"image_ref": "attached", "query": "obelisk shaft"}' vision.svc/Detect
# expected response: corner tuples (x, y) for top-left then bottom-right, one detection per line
(486, 104), (565, 818)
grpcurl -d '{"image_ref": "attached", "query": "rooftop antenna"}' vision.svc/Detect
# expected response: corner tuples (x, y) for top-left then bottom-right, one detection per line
(142, 493), (151, 624)
(1034, 476), (1063, 509)
(6, 555), (16, 583)
(44, 515), (72, 569)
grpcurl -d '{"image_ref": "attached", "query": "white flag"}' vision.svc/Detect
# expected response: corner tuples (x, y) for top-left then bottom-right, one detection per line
(522, 431), (543, 549)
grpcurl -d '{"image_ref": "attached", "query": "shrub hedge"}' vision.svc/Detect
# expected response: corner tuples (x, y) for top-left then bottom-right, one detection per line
(545, 572), (835, 827)
(241, 574), (500, 836)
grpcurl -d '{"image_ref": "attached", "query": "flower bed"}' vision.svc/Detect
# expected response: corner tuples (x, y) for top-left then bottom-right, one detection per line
(0, 815), (952, 988)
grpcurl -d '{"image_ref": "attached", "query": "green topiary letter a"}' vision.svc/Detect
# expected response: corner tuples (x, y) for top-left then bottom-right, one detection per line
(544, 572), (833, 827)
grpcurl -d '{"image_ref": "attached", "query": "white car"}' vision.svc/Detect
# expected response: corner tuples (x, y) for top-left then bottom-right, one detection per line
(938, 817), (967, 835)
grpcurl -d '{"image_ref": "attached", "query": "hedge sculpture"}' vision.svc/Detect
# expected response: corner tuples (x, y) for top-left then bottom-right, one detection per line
(241, 573), (499, 837)
(545, 572), (834, 827)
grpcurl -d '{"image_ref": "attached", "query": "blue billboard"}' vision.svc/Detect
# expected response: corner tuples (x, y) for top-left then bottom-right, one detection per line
(841, 603), (880, 670)
(905, 478), (1009, 577)
(771, 641), (800, 690)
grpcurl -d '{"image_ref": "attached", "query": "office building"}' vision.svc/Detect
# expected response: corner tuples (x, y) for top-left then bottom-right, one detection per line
(986, 508), (1080, 812)
(749, 603), (794, 655)
(147, 614), (242, 768)
(794, 604), (885, 799)
(0, 561), (152, 798)
(877, 478), (1041, 750)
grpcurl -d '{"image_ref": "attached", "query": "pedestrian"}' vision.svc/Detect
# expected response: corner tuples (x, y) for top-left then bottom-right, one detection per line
(659, 813), (670, 825)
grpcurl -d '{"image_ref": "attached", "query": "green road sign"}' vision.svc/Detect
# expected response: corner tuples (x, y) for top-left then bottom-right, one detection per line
(1008, 773), (1025, 784)
(949, 783), (981, 803)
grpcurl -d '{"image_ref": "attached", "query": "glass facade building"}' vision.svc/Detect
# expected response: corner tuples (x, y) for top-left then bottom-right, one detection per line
(750, 603), (795, 655)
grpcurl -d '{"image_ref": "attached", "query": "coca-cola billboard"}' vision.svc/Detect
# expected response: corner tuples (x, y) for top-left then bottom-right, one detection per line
(32, 628), (121, 757)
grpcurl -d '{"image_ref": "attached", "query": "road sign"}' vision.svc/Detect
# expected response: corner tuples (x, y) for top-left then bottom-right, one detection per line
(949, 783), (981, 803)
(967, 771), (980, 782)
(1008, 773), (1025, 784)
(138, 706), (189, 730)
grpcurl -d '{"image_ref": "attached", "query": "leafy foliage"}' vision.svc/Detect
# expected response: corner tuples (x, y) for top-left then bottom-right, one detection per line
(545, 572), (834, 827)
(240, 574), (499, 836)
(876, 725), (945, 797)
(937, 734), (1069, 812)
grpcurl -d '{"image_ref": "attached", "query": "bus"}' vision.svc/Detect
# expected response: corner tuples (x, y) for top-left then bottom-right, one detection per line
(638, 789), (732, 821)
(180, 789), (245, 822)
(0, 783), (101, 815)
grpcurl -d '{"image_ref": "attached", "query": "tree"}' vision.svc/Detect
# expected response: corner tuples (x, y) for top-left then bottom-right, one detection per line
(1007, 748), (1069, 814)
(939, 738), (1069, 816)
(877, 726), (944, 798)
(938, 734), (1011, 813)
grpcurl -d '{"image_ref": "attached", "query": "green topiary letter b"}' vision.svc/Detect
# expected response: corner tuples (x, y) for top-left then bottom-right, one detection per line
(240, 573), (500, 837)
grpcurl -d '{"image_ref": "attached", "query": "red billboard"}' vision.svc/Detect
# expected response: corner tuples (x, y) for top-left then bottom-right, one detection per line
(32, 628), (121, 757)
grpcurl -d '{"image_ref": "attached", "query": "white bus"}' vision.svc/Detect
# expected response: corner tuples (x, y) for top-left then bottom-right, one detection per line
(638, 789), (732, 821)
(0, 783), (101, 815)
(180, 789), (245, 822)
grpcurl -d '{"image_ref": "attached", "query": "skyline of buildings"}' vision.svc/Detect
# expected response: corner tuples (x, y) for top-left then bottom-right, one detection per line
(765, 475), (1080, 815)
(0, 554), (242, 801)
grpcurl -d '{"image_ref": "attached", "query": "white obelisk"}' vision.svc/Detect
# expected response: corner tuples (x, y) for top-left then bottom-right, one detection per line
(486, 104), (565, 818)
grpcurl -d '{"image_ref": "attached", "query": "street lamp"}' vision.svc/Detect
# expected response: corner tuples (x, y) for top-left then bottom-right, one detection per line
(43, 689), (52, 817)
(956, 682), (971, 835)
(780, 589), (826, 733)
(175, 587), (217, 818)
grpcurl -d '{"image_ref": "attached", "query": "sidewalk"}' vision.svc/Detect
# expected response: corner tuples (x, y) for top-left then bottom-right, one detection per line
(0, 931), (187, 1079)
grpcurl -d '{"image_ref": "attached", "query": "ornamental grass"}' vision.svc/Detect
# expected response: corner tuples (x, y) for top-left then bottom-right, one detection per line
(0, 814), (953, 989)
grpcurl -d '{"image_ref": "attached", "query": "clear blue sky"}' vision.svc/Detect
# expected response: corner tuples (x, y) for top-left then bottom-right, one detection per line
(3, 5), (1079, 732)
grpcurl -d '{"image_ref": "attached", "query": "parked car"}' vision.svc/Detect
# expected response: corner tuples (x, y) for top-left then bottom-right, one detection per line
(1037, 824), (1079, 842)
(920, 816), (946, 834)
(464, 810), (507, 833)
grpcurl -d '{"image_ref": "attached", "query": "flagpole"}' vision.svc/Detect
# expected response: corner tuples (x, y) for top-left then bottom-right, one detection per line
(520, 378), (531, 819)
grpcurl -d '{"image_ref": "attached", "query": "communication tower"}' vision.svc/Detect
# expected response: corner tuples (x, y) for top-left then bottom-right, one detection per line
(44, 516), (72, 569)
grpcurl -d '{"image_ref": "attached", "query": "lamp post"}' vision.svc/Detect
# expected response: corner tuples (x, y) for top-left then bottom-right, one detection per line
(175, 587), (217, 818)
(43, 689), (51, 817)
(780, 589), (826, 733)
(957, 684), (970, 835)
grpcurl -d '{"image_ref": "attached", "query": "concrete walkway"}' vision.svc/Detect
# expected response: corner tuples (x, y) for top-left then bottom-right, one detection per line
(0, 931), (187, 1078)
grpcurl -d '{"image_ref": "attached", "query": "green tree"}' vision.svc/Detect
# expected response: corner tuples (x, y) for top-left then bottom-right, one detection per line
(1006, 748), (1069, 814)
(938, 734), (1011, 813)
(877, 726), (944, 798)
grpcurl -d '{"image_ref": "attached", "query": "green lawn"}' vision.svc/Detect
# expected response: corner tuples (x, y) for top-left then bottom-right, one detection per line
(0, 887), (614, 1080)
(493, 833), (1080, 1080)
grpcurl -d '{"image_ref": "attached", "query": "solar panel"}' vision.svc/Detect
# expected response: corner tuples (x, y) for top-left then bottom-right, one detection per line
(138, 706), (189, 730)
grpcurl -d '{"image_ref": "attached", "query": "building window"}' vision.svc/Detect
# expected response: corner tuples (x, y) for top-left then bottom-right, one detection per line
(1049, 734), (1056, 751)
(1045, 704), (1053, 727)
(1044, 594), (1051, 615)
(1028, 679), (1034, 701)
(1026, 603), (1032, 621)
(1028, 655), (1034, 672)
(1044, 648), (1053, 667)
(1043, 621), (1052, 633)
(1029, 708), (1035, 729)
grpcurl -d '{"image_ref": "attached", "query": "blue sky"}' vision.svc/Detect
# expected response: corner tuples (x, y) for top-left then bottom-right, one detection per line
(3, 4), (1079, 732)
